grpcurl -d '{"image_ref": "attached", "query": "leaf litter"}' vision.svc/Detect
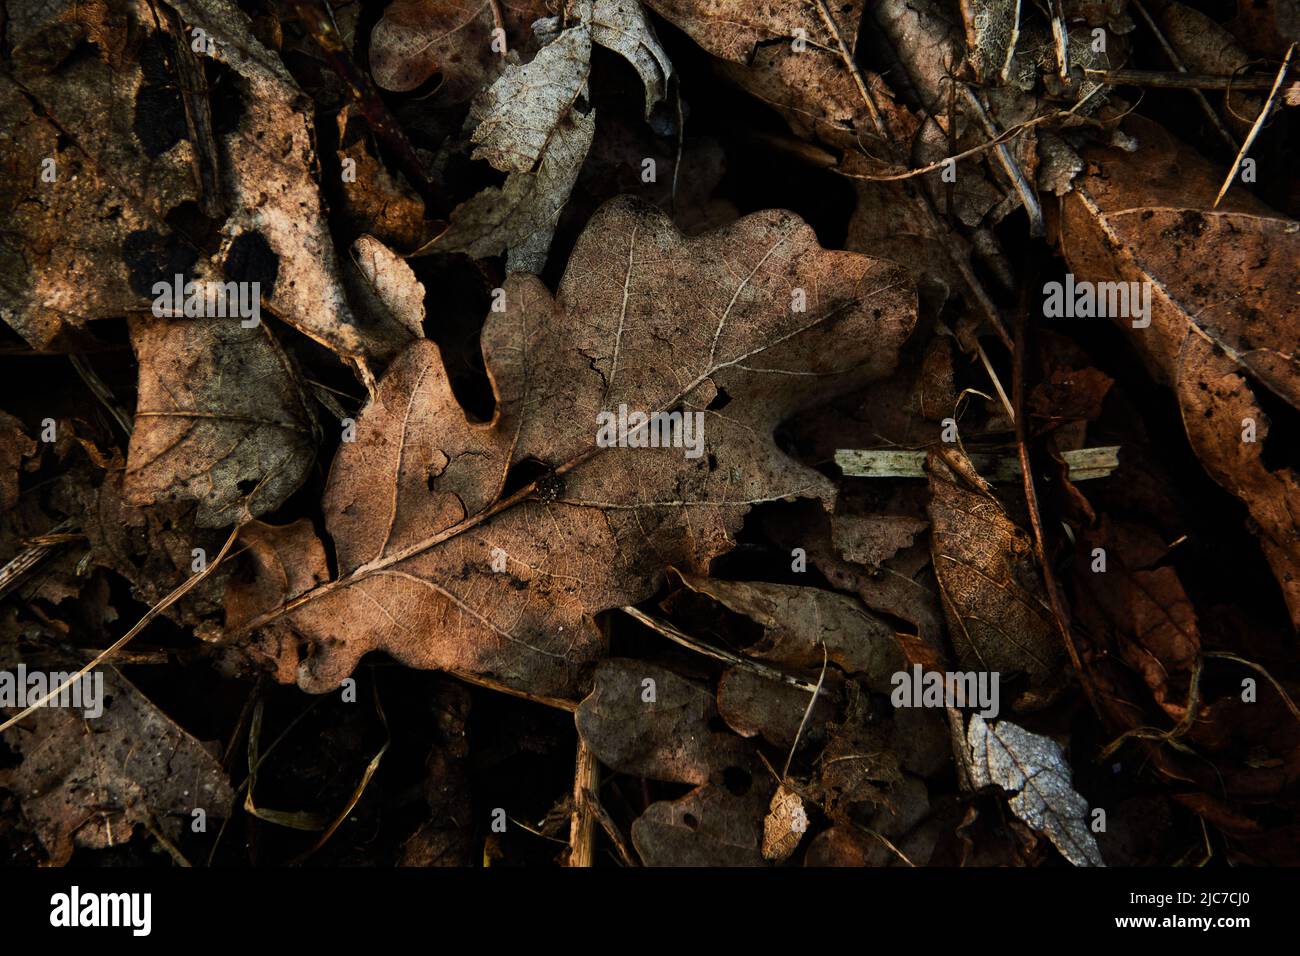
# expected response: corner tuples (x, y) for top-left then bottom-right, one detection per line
(0, 0), (1298, 869)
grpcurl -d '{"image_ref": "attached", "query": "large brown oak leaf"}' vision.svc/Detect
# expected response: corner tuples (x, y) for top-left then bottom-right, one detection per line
(228, 198), (916, 698)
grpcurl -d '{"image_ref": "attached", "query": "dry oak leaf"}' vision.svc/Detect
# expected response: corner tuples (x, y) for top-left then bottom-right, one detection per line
(927, 450), (1066, 709)
(1059, 116), (1300, 626)
(427, 16), (597, 271)
(369, 0), (549, 100)
(632, 781), (773, 866)
(228, 197), (916, 699)
(670, 573), (905, 687)
(0, 655), (233, 866)
(167, 0), (411, 382)
(642, 0), (862, 64)
(124, 314), (318, 527)
(576, 659), (751, 784)
(966, 714), (1105, 867)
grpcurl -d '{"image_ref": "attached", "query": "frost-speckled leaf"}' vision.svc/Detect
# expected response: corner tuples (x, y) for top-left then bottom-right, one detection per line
(966, 714), (1105, 867)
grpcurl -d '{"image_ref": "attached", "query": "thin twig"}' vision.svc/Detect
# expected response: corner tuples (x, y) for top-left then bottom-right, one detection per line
(810, 0), (887, 136)
(1012, 288), (1104, 718)
(783, 643), (828, 778)
(1086, 68), (1285, 91)
(580, 786), (637, 866)
(1213, 43), (1295, 207)
(845, 86), (1104, 183)
(0, 524), (241, 734)
(69, 355), (133, 437)
(1204, 651), (1300, 722)
(290, 679), (391, 864)
(1132, 0), (1239, 152)
(448, 669), (578, 712)
(620, 606), (821, 694)
(0, 519), (78, 600)
(568, 739), (599, 866)
(958, 85), (1043, 237)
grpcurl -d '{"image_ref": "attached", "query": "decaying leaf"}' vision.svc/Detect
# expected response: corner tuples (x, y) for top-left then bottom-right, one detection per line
(716, 668), (836, 749)
(166, 0), (410, 379)
(124, 314), (318, 526)
(433, 108), (596, 271)
(1059, 116), (1300, 626)
(347, 235), (428, 341)
(831, 515), (929, 570)
(811, 685), (906, 823)
(966, 713), (1105, 867)
(58, 465), (232, 627)
(631, 782), (772, 866)
(369, 0), (549, 100)
(467, 22), (594, 175)
(762, 783), (808, 862)
(1, 0), (406, 387)
(670, 573), (905, 687)
(576, 659), (751, 784)
(927, 450), (1066, 708)
(431, 1), (673, 272)
(229, 197), (915, 698)
(0, 652), (233, 865)
(590, 0), (673, 118)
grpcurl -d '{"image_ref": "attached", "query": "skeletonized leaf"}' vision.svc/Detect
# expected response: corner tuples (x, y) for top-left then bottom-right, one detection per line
(468, 22), (592, 174)
(228, 197), (915, 699)
(927, 450), (1066, 709)
(966, 714), (1105, 867)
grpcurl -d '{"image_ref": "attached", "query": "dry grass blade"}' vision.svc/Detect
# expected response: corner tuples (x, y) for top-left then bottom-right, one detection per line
(620, 605), (822, 693)
(0, 523), (240, 734)
(1213, 44), (1295, 207)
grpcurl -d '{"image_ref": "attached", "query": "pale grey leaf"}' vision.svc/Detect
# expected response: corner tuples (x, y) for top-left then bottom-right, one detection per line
(967, 714), (1105, 866)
